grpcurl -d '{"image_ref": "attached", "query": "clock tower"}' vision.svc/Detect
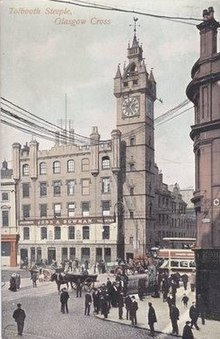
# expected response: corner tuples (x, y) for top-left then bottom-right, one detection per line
(114, 18), (156, 259)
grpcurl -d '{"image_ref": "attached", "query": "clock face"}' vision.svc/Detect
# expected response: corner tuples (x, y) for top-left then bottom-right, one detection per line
(122, 97), (139, 117)
(146, 97), (154, 117)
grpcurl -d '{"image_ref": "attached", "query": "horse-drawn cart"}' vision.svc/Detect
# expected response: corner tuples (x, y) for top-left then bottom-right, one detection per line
(51, 272), (98, 292)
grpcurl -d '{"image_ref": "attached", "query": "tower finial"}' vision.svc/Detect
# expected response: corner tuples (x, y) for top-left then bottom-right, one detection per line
(129, 17), (139, 38)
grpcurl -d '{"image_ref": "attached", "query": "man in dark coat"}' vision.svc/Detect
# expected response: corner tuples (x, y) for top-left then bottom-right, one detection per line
(181, 294), (189, 308)
(148, 302), (157, 336)
(182, 321), (194, 339)
(9, 274), (17, 292)
(189, 302), (199, 330)
(118, 292), (124, 319)
(13, 303), (26, 336)
(60, 288), (70, 313)
(181, 274), (189, 290)
(170, 304), (180, 335)
(130, 296), (138, 326)
(31, 272), (38, 288)
(125, 294), (132, 320)
(100, 294), (108, 318)
(84, 291), (92, 316)
(76, 278), (82, 297)
(92, 288), (100, 314)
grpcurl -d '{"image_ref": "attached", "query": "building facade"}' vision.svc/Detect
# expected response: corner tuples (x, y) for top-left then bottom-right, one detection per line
(1, 161), (19, 267)
(13, 132), (120, 266)
(186, 7), (220, 319)
(12, 24), (192, 266)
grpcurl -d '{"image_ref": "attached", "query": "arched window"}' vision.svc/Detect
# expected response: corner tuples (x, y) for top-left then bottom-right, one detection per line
(54, 226), (61, 240)
(22, 164), (30, 176)
(81, 158), (89, 172)
(23, 227), (30, 240)
(68, 226), (75, 239)
(67, 159), (75, 173)
(41, 227), (47, 240)
(39, 162), (47, 175)
(53, 161), (61, 174)
(102, 156), (110, 170)
(130, 137), (135, 146)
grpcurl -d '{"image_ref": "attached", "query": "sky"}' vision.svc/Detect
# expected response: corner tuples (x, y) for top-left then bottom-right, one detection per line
(1, 0), (220, 189)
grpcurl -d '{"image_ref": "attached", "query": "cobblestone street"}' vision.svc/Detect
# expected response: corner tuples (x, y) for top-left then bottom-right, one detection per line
(2, 272), (174, 339)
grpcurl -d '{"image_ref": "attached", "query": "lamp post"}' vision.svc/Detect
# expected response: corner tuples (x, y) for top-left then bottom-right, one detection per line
(114, 201), (125, 261)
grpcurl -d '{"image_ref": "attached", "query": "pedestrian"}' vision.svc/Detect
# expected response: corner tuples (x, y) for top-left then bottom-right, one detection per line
(181, 294), (189, 308)
(181, 274), (189, 291)
(130, 296), (138, 326)
(84, 291), (92, 315)
(15, 273), (21, 290)
(182, 320), (194, 339)
(125, 294), (132, 320)
(118, 291), (124, 320)
(170, 304), (180, 335)
(60, 287), (70, 314)
(13, 303), (26, 336)
(9, 274), (17, 292)
(148, 302), (157, 337)
(76, 278), (82, 297)
(100, 294), (108, 318)
(31, 272), (38, 288)
(197, 294), (205, 325)
(189, 271), (196, 292)
(189, 302), (199, 330)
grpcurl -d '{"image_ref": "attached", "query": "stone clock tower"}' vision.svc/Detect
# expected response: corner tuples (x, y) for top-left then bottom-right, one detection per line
(114, 19), (156, 259)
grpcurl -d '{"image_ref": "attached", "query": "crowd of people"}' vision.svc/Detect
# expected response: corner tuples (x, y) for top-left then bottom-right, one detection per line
(9, 259), (206, 338)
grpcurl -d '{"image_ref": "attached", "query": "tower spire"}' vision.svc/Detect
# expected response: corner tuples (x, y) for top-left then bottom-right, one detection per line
(129, 17), (139, 38)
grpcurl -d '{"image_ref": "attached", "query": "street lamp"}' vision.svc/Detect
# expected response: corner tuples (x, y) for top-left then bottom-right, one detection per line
(114, 201), (125, 261)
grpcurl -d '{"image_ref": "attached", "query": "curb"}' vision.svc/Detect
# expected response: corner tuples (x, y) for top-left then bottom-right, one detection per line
(95, 313), (181, 337)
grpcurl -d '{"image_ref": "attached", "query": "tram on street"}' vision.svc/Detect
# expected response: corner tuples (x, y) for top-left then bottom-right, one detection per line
(157, 248), (196, 272)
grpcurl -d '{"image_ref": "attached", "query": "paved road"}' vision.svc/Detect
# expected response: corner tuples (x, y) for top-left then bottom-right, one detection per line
(2, 274), (174, 339)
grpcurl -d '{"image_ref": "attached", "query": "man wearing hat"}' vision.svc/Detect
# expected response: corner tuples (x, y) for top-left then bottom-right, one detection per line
(182, 321), (194, 339)
(13, 303), (26, 336)
(130, 296), (138, 326)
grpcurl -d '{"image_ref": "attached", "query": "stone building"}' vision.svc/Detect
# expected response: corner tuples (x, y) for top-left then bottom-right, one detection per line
(1, 161), (19, 267)
(13, 132), (119, 266)
(186, 7), (220, 319)
(12, 22), (191, 266)
(153, 170), (190, 248)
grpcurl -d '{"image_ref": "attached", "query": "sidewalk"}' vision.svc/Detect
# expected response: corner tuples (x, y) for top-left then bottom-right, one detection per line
(96, 285), (220, 339)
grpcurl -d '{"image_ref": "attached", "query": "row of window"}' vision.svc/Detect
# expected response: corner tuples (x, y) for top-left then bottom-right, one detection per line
(158, 231), (186, 239)
(22, 156), (111, 176)
(23, 247), (112, 263)
(22, 225), (110, 241)
(157, 196), (186, 214)
(21, 200), (111, 218)
(22, 177), (111, 198)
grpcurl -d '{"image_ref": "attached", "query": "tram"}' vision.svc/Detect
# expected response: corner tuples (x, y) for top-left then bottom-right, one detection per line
(157, 248), (195, 272)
